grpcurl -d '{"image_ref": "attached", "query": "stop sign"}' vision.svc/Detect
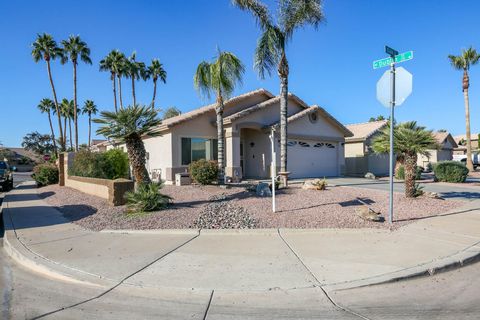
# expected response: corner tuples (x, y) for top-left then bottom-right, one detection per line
(376, 67), (412, 107)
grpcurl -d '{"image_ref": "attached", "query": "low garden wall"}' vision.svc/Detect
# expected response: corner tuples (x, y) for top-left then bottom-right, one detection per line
(59, 153), (134, 206)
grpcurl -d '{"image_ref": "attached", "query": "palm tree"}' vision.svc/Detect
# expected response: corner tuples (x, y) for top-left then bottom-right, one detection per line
(82, 100), (98, 147)
(232, 0), (324, 181)
(60, 98), (75, 150)
(194, 49), (245, 184)
(37, 98), (57, 154)
(94, 105), (161, 184)
(125, 52), (147, 107)
(61, 35), (92, 151)
(448, 47), (480, 171)
(146, 59), (167, 108)
(372, 121), (438, 198)
(100, 50), (124, 112)
(31, 33), (65, 150)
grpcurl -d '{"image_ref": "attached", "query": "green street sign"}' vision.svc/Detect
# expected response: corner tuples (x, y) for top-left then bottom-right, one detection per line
(373, 51), (413, 69)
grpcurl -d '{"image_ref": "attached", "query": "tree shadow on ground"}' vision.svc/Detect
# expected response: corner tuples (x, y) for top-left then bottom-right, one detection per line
(439, 192), (480, 200)
(56, 204), (97, 221)
(394, 206), (480, 223)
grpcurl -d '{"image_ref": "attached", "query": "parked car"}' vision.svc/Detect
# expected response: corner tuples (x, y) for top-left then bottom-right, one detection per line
(0, 160), (14, 191)
(453, 152), (479, 169)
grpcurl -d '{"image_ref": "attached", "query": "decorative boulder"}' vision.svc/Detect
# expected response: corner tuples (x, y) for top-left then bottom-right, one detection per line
(355, 206), (383, 222)
(256, 182), (272, 197)
(364, 172), (376, 180)
(302, 179), (327, 190)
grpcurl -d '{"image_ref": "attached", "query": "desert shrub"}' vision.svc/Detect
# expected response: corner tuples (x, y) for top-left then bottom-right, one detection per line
(395, 165), (422, 180)
(426, 162), (433, 172)
(189, 159), (218, 185)
(433, 161), (469, 183)
(32, 163), (59, 186)
(126, 182), (172, 213)
(68, 149), (129, 180)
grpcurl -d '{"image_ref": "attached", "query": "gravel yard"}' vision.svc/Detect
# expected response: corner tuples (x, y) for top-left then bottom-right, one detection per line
(38, 183), (463, 231)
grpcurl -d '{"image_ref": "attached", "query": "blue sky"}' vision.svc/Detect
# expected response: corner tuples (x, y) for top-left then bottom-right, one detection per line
(1, 0), (480, 147)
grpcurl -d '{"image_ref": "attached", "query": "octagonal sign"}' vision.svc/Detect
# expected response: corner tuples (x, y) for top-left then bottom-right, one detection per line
(376, 67), (412, 107)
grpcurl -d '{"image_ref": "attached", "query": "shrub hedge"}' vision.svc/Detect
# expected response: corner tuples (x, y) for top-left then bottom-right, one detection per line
(32, 163), (59, 186)
(68, 149), (129, 180)
(189, 159), (218, 185)
(126, 182), (172, 213)
(395, 165), (422, 180)
(433, 161), (469, 183)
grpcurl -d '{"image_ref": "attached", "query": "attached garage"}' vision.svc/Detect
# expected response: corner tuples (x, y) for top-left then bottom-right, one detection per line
(288, 140), (339, 178)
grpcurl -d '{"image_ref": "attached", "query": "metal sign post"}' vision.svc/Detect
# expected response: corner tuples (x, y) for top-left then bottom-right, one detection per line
(388, 59), (396, 224)
(270, 127), (276, 213)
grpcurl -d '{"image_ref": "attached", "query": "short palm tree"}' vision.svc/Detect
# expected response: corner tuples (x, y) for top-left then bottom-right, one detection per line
(372, 121), (438, 198)
(61, 35), (92, 151)
(60, 98), (75, 150)
(100, 50), (125, 112)
(448, 47), (480, 171)
(146, 59), (167, 109)
(82, 100), (98, 147)
(31, 33), (65, 150)
(232, 0), (324, 179)
(94, 105), (161, 184)
(125, 52), (147, 107)
(37, 98), (57, 154)
(194, 49), (245, 184)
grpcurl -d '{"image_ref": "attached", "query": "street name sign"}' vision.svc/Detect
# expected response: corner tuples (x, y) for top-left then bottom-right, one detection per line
(373, 51), (413, 69)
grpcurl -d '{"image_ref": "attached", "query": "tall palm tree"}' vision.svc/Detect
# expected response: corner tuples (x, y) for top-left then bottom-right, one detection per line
(31, 33), (65, 150)
(94, 105), (161, 184)
(232, 0), (324, 180)
(100, 50), (125, 112)
(194, 49), (245, 184)
(448, 47), (480, 171)
(125, 52), (147, 107)
(82, 100), (98, 147)
(60, 98), (75, 150)
(61, 35), (92, 151)
(146, 59), (167, 109)
(37, 98), (57, 154)
(372, 121), (438, 198)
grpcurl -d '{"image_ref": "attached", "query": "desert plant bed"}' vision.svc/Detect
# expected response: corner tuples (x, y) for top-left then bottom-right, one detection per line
(38, 183), (463, 231)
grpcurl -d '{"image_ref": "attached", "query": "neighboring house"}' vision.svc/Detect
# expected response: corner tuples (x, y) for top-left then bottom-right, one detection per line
(453, 133), (479, 155)
(90, 139), (108, 152)
(106, 89), (353, 184)
(344, 120), (389, 176)
(0, 147), (40, 171)
(417, 132), (457, 167)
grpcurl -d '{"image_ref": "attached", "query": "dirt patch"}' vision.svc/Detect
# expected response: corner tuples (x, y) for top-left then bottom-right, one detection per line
(39, 184), (464, 231)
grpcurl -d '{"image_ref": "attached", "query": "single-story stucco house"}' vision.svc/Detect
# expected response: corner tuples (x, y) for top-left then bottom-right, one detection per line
(453, 133), (479, 155)
(344, 120), (390, 176)
(417, 132), (458, 168)
(103, 89), (353, 184)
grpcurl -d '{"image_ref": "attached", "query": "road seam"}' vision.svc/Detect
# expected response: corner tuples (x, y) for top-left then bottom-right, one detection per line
(202, 290), (214, 320)
(277, 229), (372, 320)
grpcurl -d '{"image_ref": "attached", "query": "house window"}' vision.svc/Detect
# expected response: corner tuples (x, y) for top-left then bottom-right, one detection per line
(298, 141), (310, 147)
(181, 138), (218, 165)
(313, 142), (324, 148)
(287, 140), (297, 147)
(325, 143), (335, 148)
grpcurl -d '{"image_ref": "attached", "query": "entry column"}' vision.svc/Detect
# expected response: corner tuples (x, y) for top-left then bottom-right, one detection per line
(225, 127), (242, 182)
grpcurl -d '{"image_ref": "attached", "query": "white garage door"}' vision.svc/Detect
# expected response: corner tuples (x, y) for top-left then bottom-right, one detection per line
(288, 140), (338, 178)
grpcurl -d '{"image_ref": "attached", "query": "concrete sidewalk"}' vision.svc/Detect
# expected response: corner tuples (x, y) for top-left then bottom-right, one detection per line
(2, 181), (480, 294)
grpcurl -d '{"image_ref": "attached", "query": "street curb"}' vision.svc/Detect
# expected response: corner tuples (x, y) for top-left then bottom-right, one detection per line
(100, 229), (201, 235)
(323, 241), (480, 292)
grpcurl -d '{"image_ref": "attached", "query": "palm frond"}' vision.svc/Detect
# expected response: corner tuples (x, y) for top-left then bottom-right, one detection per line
(254, 26), (283, 78)
(231, 0), (273, 30)
(280, 0), (325, 39)
(194, 61), (213, 99)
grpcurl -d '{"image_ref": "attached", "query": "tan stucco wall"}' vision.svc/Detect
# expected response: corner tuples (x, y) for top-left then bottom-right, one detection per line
(143, 133), (172, 181)
(288, 110), (346, 139)
(242, 128), (276, 178)
(345, 142), (365, 157)
(65, 176), (110, 199)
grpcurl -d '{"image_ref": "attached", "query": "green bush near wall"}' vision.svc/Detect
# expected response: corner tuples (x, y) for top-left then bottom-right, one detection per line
(189, 159), (218, 185)
(68, 149), (129, 180)
(32, 163), (59, 186)
(433, 161), (469, 183)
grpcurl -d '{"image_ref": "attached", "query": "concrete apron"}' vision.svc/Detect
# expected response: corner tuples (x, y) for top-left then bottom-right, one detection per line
(2, 182), (480, 294)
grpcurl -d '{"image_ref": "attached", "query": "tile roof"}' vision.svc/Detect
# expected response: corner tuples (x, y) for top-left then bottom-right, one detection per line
(345, 120), (388, 141)
(453, 134), (479, 143)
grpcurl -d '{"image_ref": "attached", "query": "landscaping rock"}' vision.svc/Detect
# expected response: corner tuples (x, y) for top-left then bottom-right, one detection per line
(209, 193), (228, 202)
(256, 182), (272, 197)
(364, 172), (376, 180)
(424, 191), (443, 200)
(192, 201), (256, 229)
(302, 179), (327, 190)
(355, 206), (383, 222)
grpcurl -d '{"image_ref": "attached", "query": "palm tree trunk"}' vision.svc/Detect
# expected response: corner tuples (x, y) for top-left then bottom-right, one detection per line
(68, 118), (73, 150)
(46, 60), (65, 150)
(73, 62), (78, 151)
(125, 135), (150, 185)
(132, 77), (136, 107)
(216, 94), (225, 184)
(47, 111), (57, 154)
(151, 78), (157, 109)
(63, 116), (67, 148)
(118, 75), (124, 109)
(88, 113), (92, 147)
(404, 153), (417, 198)
(463, 70), (474, 171)
(278, 53), (289, 178)
(112, 72), (118, 112)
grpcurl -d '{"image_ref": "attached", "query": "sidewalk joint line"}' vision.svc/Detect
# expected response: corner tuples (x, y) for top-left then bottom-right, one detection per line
(277, 229), (372, 320)
(202, 290), (214, 320)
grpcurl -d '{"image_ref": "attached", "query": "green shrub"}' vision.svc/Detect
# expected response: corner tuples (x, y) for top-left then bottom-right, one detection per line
(126, 182), (172, 213)
(68, 149), (129, 180)
(189, 159), (218, 185)
(395, 165), (422, 180)
(32, 163), (59, 186)
(433, 161), (469, 183)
